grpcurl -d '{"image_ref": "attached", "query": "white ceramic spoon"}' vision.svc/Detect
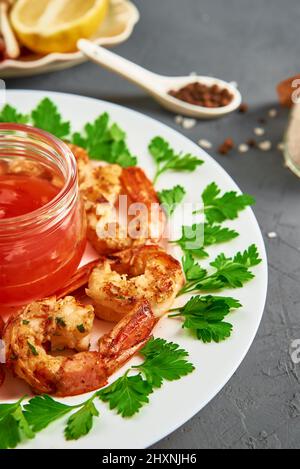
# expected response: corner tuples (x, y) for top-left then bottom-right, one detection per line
(78, 39), (241, 119)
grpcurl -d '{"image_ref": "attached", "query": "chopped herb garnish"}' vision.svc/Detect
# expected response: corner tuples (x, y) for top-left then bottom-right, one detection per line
(22, 320), (30, 326)
(56, 317), (66, 328)
(27, 342), (38, 357)
(77, 324), (85, 333)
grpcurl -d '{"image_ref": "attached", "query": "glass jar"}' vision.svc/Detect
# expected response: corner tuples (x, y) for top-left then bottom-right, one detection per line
(0, 123), (87, 309)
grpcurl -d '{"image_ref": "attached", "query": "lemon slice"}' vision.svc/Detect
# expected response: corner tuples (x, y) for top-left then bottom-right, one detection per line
(10, 0), (109, 54)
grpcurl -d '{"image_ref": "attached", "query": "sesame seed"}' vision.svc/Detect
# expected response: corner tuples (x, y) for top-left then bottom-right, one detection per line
(268, 109), (278, 118)
(198, 139), (212, 149)
(254, 127), (265, 136)
(238, 143), (249, 153)
(267, 231), (277, 239)
(258, 140), (272, 151)
(182, 118), (197, 130)
(175, 115), (183, 125)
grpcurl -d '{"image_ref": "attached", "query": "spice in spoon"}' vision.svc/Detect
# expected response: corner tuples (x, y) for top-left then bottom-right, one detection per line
(169, 82), (234, 108)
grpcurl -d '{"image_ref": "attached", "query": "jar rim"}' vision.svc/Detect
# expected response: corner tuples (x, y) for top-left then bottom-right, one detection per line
(0, 123), (77, 227)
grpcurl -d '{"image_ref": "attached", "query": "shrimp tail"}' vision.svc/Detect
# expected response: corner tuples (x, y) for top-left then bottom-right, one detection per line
(100, 300), (157, 375)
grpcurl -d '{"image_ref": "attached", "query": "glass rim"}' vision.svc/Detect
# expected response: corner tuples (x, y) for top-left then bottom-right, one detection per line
(0, 123), (78, 228)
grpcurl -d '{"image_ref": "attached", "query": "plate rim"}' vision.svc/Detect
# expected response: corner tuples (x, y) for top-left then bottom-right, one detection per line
(2, 89), (268, 448)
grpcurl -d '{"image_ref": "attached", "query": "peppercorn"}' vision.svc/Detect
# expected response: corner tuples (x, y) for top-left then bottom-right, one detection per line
(218, 138), (235, 155)
(169, 82), (234, 108)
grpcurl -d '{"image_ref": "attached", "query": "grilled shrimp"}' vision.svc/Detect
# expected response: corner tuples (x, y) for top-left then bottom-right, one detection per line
(86, 245), (185, 322)
(3, 296), (155, 397)
(67, 144), (165, 255)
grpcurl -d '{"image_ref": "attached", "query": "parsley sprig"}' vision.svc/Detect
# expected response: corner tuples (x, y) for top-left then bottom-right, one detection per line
(149, 137), (204, 183)
(172, 183), (255, 257)
(200, 182), (255, 224)
(158, 185), (186, 216)
(173, 222), (239, 258)
(0, 338), (194, 448)
(179, 244), (262, 296)
(170, 295), (242, 343)
(72, 112), (137, 167)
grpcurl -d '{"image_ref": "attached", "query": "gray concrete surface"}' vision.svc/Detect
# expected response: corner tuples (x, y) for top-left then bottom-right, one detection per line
(5, 0), (300, 449)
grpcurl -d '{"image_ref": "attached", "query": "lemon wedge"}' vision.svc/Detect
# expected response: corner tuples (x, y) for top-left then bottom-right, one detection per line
(10, 0), (109, 54)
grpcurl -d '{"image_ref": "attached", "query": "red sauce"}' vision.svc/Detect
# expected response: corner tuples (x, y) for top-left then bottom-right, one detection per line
(0, 174), (60, 219)
(0, 172), (86, 310)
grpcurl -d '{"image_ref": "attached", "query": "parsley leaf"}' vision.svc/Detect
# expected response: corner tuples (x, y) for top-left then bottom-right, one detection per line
(72, 113), (137, 167)
(233, 244), (262, 267)
(136, 338), (194, 388)
(158, 185), (186, 216)
(98, 374), (153, 417)
(24, 395), (73, 432)
(174, 223), (238, 258)
(170, 295), (241, 343)
(0, 398), (33, 449)
(65, 400), (99, 441)
(204, 223), (239, 246)
(196, 322), (233, 343)
(179, 244), (262, 295)
(201, 182), (255, 224)
(140, 337), (189, 359)
(0, 414), (21, 449)
(13, 406), (35, 440)
(149, 137), (203, 183)
(182, 252), (207, 281)
(0, 104), (29, 124)
(31, 98), (71, 139)
(0, 400), (22, 420)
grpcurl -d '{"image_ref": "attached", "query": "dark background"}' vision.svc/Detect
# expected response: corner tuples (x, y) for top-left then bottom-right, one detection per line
(6, 0), (300, 449)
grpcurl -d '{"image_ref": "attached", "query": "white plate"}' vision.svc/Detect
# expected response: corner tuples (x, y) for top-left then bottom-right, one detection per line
(0, 90), (268, 449)
(0, 0), (139, 78)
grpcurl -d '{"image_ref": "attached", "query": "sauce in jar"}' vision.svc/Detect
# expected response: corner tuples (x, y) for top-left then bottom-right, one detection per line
(0, 124), (87, 311)
(0, 174), (60, 219)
